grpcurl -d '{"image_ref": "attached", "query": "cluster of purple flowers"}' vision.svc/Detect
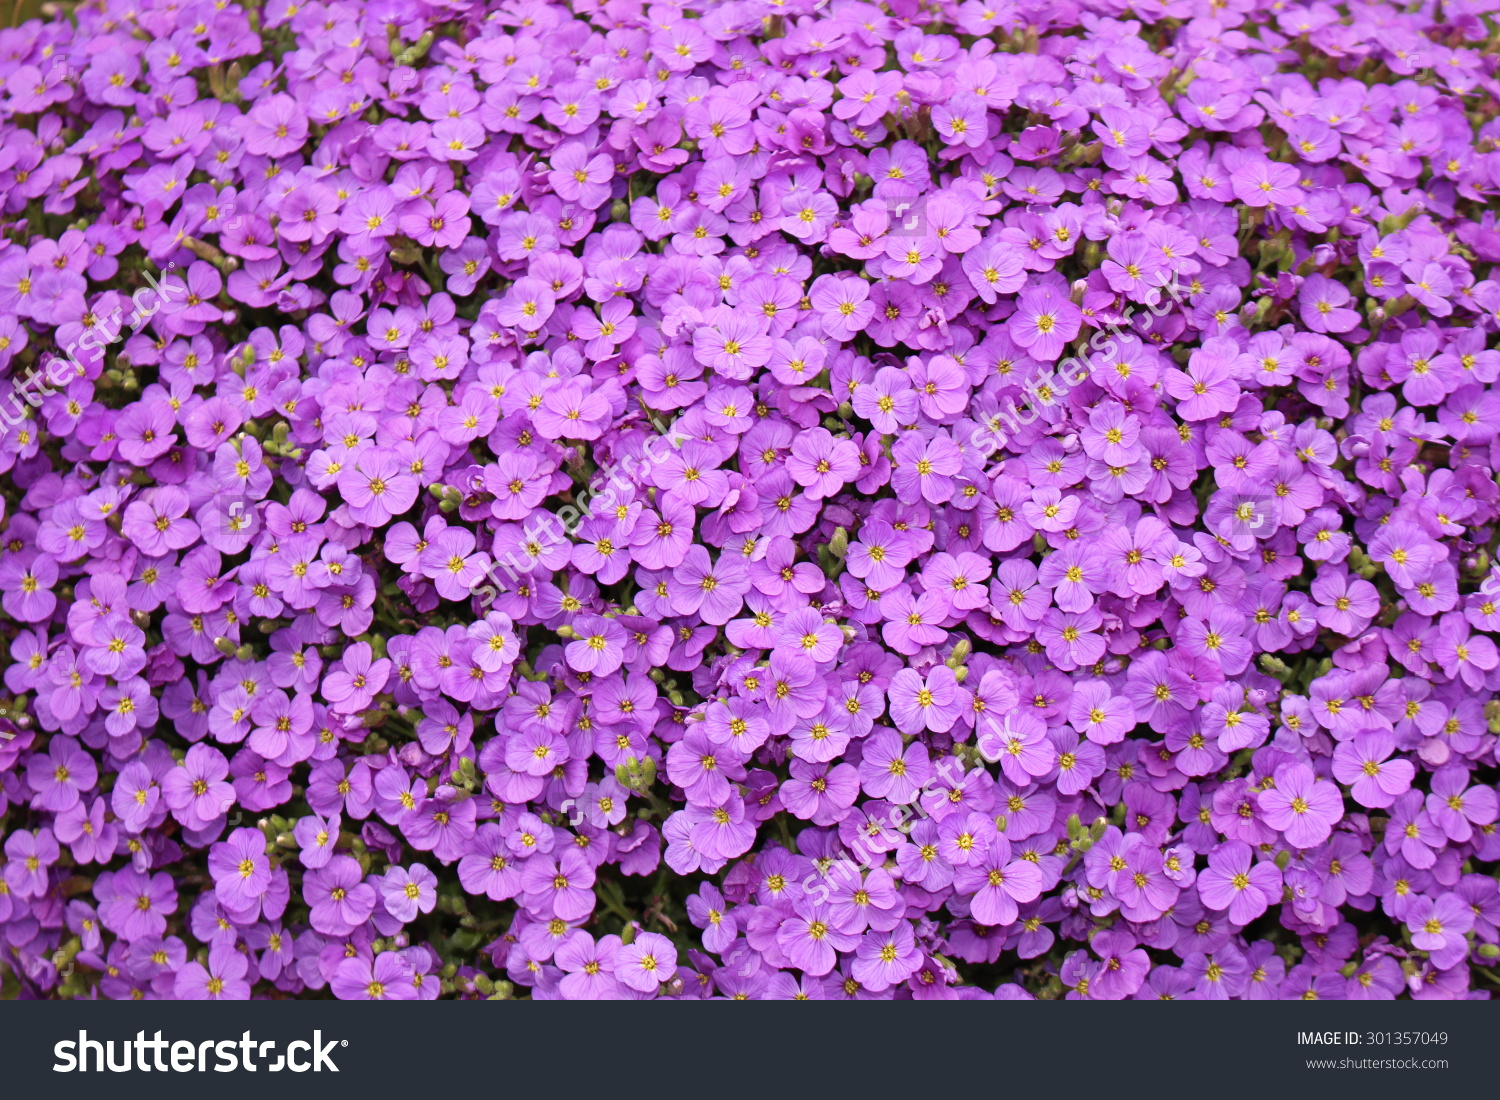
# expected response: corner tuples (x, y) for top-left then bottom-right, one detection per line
(0, 0), (1498, 1002)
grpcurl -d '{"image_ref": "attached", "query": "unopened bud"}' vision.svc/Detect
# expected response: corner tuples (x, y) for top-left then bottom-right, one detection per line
(828, 526), (848, 560)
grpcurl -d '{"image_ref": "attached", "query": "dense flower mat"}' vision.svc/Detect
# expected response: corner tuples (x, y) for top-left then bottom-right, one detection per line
(0, 0), (1499, 1000)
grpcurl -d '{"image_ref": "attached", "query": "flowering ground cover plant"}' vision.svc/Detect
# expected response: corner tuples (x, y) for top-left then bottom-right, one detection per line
(0, 0), (1499, 1003)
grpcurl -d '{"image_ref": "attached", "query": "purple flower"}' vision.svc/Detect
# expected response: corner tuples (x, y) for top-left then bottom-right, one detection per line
(378, 864), (438, 924)
(328, 952), (415, 1001)
(1197, 840), (1283, 924)
(1405, 892), (1475, 970)
(1259, 764), (1344, 849)
(1332, 731), (1414, 809)
(614, 930), (678, 993)
(954, 835), (1044, 926)
(208, 827), (271, 911)
(174, 942), (253, 1000)
(305, 855), (377, 936)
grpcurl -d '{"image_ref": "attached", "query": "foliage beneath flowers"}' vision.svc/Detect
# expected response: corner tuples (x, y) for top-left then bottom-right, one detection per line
(1, 0), (1499, 1001)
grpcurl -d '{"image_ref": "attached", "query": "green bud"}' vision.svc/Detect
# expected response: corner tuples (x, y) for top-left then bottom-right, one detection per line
(828, 526), (849, 560)
(556, 625), (577, 639)
(945, 638), (971, 670)
(395, 32), (435, 67)
(1258, 653), (1293, 683)
(1378, 206), (1422, 236)
(1478, 943), (1500, 959)
(1065, 813), (1084, 841)
(1275, 849), (1293, 870)
(213, 636), (238, 657)
(610, 198), (630, 222)
(183, 236), (239, 274)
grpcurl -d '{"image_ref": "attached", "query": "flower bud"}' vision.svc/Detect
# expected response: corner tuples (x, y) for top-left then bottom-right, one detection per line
(828, 526), (848, 560)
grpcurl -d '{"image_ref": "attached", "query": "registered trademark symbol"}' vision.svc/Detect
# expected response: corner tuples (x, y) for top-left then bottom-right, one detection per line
(341, 1041), (348, 1047)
